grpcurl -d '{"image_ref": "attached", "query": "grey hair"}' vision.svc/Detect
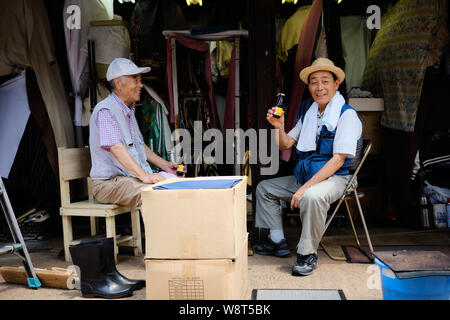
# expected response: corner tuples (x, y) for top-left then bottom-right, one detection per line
(109, 76), (124, 90)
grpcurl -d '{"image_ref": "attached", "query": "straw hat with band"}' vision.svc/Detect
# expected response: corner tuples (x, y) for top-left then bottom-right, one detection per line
(299, 58), (345, 85)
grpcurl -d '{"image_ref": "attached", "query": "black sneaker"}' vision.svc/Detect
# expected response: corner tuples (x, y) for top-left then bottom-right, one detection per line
(254, 237), (291, 257)
(292, 253), (318, 276)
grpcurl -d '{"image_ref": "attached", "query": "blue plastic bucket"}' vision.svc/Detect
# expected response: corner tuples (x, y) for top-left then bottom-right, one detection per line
(375, 258), (450, 300)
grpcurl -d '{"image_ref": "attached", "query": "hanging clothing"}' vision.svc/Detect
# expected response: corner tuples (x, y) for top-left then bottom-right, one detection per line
(209, 40), (233, 81)
(0, 0), (75, 148)
(314, 21), (328, 59)
(63, 0), (115, 128)
(322, 0), (347, 99)
(89, 19), (131, 80)
(129, 0), (186, 61)
(282, 0), (323, 162)
(139, 85), (173, 170)
(26, 68), (59, 178)
(140, 99), (166, 171)
(166, 34), (221, 130)
(209, 39), (239, 130)
(362, 0), (448, 132)
(224, 42), (237, 130)
(210, 42), (220, 82)
(216, 41), (233, 78)
(82, 82), (111, 126)
(4, 115), (59, 215)
(141, 84), (174, 164)
(0, 70), (31, 178)
(277, 5), (313, 63)
(340, 16), (371, 93)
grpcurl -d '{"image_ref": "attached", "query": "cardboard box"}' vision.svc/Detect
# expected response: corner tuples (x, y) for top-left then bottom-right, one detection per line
(359, 111), (382, 154)
(349, 98), (384, 155)
(348, 98), (384, 112)
(141, 176), (247, 259)
(145, 234), (249, 300)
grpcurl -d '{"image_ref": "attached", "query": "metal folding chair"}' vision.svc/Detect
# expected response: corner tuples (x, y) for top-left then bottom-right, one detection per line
(322, 139), (375, 259)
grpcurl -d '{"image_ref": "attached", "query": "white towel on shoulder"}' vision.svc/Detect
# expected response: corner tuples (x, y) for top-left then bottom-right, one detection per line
(297, 91), (346, 152)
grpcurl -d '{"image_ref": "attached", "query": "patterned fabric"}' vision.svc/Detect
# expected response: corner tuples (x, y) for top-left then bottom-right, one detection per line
(139, 97), (170, 171)
(96, 93), (136, 148)
(362, 0), (448, 132)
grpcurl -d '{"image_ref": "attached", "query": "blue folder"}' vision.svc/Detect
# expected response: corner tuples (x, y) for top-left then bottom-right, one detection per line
(152, 179), (242, 190)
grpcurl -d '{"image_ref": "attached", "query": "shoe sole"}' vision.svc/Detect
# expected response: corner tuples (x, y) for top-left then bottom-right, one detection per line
(291, 269), (313, 276)
(82, 291), (133, 299)
(291, 264), (318, 277)
(254, 249), (291, 258)
(131, 283), (145, 291)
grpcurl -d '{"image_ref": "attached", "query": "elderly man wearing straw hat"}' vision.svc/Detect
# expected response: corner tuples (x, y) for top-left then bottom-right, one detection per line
(254, 58), (363, 276)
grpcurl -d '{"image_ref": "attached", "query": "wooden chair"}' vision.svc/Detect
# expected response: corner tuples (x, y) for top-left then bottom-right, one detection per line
(58, 147), (142, 263)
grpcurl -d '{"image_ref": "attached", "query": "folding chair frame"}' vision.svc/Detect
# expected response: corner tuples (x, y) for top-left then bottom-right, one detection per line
(323, 140), (375, 259)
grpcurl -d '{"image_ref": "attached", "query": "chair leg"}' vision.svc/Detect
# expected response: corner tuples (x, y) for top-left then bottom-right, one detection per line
(130, 208), (142, 256)
(90, 217), (98, 237)
(324, 198), (343, 231)
(62, 215), (73, 262)
(344, 199), (361, 248)
(105, 216), (117, 264)
(353, 189), (375, 258)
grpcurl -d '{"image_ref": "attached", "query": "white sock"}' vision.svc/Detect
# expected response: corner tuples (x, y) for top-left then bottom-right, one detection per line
(269, 229), (285, 244)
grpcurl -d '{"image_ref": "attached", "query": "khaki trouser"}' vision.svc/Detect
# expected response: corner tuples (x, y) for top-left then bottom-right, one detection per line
(255, 175), (351, 255)
(92, 176), (150, 208)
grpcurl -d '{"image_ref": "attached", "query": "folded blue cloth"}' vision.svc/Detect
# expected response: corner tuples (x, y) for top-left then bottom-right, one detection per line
(152, 179), (242, 190)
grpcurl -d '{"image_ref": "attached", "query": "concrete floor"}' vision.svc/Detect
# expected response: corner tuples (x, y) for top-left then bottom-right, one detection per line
(0, 225), (448, 300)
(0, 246), (380, 300)
(0, 249), (381, 300)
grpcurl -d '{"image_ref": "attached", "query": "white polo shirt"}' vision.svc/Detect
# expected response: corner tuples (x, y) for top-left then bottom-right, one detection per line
(287, 107), (362, 157)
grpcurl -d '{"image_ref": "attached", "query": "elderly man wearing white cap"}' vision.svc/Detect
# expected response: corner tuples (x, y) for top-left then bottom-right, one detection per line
(89, 58), (179, 208)
(254, 58), (363, 276)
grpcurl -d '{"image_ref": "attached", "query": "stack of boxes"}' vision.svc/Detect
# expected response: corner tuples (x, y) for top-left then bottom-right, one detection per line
(141, 176), (249, 300)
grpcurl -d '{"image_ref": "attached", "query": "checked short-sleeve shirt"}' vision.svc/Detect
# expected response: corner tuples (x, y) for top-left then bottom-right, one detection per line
(96, 93), (136, 150)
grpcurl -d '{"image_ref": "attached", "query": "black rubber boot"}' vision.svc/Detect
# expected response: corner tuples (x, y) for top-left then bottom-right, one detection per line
(69, 241), (133, 299)
(102, 237), (145, 291)
(80, 238), (145, 292)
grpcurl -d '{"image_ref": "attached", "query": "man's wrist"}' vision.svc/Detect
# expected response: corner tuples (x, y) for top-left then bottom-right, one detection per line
(136, 170), (149, 181)
(161, 162), (172, 171)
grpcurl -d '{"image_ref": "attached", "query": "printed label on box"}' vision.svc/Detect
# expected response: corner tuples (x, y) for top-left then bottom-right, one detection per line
(169, 280), (205, 300)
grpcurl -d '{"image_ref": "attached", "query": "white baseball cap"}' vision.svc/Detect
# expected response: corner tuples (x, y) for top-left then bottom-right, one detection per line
(106, 58), (151, 81)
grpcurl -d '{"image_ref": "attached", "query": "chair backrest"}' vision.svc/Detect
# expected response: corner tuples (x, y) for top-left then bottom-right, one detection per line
(348, 136), (364, 172)
(343, 139), (372, 194)
(57, 147), (92, 206)
(353, 139), (372, 176)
